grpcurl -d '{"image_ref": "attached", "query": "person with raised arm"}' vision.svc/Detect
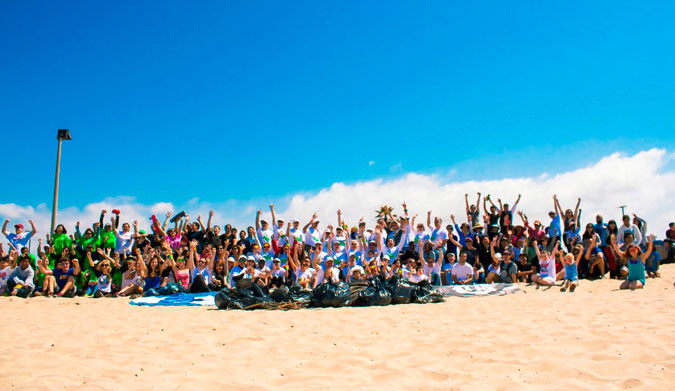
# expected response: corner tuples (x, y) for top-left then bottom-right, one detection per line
(611, 234), (655, 290)
(486, 236), (517, 284)
(188, 239), (214, 293)
(2, 219), (37, 252)
(37, 254), (80, 297)
(498, 194), (521, 233)
(302, 213), (321, 252)
(532, 239), (560, 287)
(427, 210), (448, 251)
(450, 213), (473, 247)
(465, 192), (481, 227)
(560, 244), (584, 292)
(255, 209), (274, 246)
(518, 211), (546, 242)
(269, 203), (288, 248)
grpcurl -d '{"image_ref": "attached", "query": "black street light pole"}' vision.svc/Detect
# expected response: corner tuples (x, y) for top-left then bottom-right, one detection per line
(51, 129), (72, 234)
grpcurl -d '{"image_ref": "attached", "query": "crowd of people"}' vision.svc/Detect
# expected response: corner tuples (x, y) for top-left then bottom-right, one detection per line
(1, 194), (673, 299)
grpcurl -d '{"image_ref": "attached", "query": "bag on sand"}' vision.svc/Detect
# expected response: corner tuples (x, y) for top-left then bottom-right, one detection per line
(312, 281), (351, 307)
(385, 276), (416, 304)
(289, 285), (314, 306)
(413, 280), (444, 304)
(358, 277), (392, 306)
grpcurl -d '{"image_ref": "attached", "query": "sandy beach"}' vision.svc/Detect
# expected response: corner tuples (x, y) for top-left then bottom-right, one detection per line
(2, 265), (674, 391)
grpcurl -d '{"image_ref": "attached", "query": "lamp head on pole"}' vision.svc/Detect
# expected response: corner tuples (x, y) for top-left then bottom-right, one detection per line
(57, 129), (72, 141)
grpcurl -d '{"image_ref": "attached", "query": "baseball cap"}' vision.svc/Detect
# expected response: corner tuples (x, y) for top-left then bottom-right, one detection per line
(494, 253), (503, 260)
(14, 224), (23, 229)
(246, 256), (255, 261)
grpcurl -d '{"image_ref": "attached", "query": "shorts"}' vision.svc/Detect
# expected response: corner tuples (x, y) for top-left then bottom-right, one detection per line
(540, 276), (556, 284)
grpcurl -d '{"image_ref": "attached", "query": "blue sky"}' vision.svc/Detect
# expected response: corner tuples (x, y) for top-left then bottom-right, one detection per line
(1, 1), (673, 210)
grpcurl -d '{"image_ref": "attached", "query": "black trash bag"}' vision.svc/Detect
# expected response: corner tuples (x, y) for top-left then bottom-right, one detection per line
(269, 285), (291, 302)
(385, 276), (416, 304)
(312, 281), (351, 307)
(215, 287), (236, 309)
(349, 281), (369, 305)
(215, 285), (272, 310)
(413, 280), (445, 304)
(289, 285), (314, 305)
(358, 278), (392, 306)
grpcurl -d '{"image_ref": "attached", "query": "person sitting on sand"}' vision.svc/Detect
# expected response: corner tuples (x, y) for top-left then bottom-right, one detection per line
(611, 234), (655, 290)
(7, 254), (35, 298)
(36, 256), (79, 297)
(451, 250), (474, 285)
(532, 240), (560, 287)
(486, 237), (517, 284)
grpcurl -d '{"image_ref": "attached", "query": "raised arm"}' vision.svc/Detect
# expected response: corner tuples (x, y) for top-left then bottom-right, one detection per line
(303, 213), (317, 233)
(482, 196), (489, 216)
(640, 235), (655, 263)
(255, 210), (261, 231)
(207, 210), (214, 232)
(426, 210), (432, 230)
(29, 219), (38, 236)
(464, 194), (470, 215)
(187, 240), (197, 270)
(112, 217), (120, 238)
(161, 211), (171, 232)
(584, 235), (597, 260)
(573, 197), (581, 223)
(1, 219), (8, 237)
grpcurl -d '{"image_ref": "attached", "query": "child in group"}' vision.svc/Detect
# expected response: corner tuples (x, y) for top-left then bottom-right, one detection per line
(532, 240), (560, 286)
(560, 244), (584, 292)
(118, 257), (143, 297)
(611, 234), (655, 290)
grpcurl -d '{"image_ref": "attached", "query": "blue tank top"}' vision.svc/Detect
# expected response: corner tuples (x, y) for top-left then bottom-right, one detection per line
(144, 276), (161, 290)
(627, 258), (645, 283)
(564, 263), (578, 281)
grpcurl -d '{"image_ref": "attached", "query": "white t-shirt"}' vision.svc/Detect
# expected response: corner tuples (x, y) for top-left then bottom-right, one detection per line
(304, 227), (321, 247)
(257, 229), (273, 245)
(0, 266), (11, 287)
(290, 228), (303, 247)
(316, 266), (340, 285)
(429, 227), (448, 246)
(115, 231), (134, 255)
(192, 267), (212, 284)
(408, 273), (429, 283)
(296, 267), (316, 284)
(423, 262), (440, 277)
(451, 262), (473, 281)
(273, 225), (288, 246)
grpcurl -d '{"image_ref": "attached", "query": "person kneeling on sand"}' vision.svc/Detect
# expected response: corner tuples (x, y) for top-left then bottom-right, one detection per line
(611, 234), (655, 290)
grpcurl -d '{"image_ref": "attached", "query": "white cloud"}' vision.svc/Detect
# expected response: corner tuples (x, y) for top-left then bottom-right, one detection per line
(1, 149), (673, 249)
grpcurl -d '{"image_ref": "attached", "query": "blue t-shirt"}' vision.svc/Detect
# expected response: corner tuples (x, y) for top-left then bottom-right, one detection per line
(593, 223), (608, 246)
(52, 268), (74, 290)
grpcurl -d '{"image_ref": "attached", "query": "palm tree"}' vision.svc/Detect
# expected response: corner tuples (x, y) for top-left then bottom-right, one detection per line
(375, 205), (397, 225)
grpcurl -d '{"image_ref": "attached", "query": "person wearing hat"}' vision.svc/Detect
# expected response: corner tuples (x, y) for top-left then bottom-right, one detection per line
(288, 218), (303, 248)
(261, 241), (275, 268)
(450, 214), (473, 247)
(314, 256), (340, 286)
(269, 258), (287, 288)
(486, 236), (517, 284)
(255, 209), (274, 246)
(334, 224), (347, 251)
(427, 211), (448, 250)
(518, 211), (546, 242)
(611, 234), (655, 290)
(348, 264), (366, 282)
(330, 241), (348, 266)
(228, 255), (247, 286)
(302, 213), (321, 251)
(2, 219), (37, 252)
(269, 203), (288, 247)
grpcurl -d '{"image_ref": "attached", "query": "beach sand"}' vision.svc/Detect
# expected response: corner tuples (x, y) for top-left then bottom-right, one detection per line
(1, 265), (674, 391)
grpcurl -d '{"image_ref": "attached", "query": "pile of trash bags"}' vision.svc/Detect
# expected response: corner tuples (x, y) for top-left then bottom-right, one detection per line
(215, 275), (444, 310)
